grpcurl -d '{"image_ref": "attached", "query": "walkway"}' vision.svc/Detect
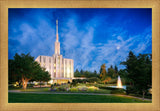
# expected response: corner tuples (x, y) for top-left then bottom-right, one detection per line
(8, 90), (152, 101)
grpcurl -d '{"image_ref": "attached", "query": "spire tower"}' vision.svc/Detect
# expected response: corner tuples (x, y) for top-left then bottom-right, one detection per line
(54, 20), (60, 55)
(56, 20), (59, 42)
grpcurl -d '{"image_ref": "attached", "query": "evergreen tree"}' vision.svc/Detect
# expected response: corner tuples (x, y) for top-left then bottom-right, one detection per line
(110, 65), (113, 69)
(108, 66), (116, 78)
(121, 51), (152, 99)
(80, 69), (84, 75)
(74, 69), (81, 77)
(94, 70), (97, 75)
(120, 51), (137, 86)
(114, 65), (118, 74)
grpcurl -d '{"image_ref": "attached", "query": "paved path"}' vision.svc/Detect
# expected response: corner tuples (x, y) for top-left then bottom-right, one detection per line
(8, 90), (152, 101)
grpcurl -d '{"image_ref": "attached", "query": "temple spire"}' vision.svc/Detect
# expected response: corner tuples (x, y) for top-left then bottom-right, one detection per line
(54, 20), (60, 55)
(56, 20), (59, 42)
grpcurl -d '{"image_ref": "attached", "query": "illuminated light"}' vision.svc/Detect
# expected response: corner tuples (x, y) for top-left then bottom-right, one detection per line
(54, 64), (56, 67)
(14, 84), (17, 86)
(35, 83), (38, 85)
(149, 88), (152, 94)
(117, 76), (123, 88)
(16, 82), (19, 85)
(67, 68), (70, 74)
(54, 70), (56, 72)
(49, 80), (53, 84)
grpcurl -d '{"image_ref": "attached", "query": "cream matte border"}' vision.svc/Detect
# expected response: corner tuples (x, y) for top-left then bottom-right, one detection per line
(0, 0), (160, 111)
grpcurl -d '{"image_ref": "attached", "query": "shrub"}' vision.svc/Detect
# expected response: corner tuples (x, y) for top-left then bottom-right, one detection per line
(58, 86), (66, 91)
(71, 80), (78, 86)
(47, 83), (51, 85)
(27, 84), (34, 88)
(107, 79), (117, 84)
(87, 77), (100, 83)
(51, 87), (59, 91)
(8, 84), (18, 89)
(126, 86), (137, 95)
(70, 87), (78, 92)
(111, 89), (126, 95)
(87, 86), (99, 91)
(38, 82), (45, 85)
(77, 86), (88, 91)
(99, 86), (118, 90)
(51, 84), (54, 88)
(87, 88), (95, 92)
(51, 84), (70, 91)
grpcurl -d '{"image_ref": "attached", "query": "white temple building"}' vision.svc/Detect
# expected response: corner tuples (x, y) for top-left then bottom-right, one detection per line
(35, 20), (74, 84)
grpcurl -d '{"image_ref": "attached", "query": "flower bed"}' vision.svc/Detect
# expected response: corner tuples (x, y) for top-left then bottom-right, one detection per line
(50, 84), (99, 92)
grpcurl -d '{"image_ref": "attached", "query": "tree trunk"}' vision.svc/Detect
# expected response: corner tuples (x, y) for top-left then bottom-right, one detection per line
(142, 91), (145, 101)
(22, 77), (30, 89)
(18, 80), (22, 87)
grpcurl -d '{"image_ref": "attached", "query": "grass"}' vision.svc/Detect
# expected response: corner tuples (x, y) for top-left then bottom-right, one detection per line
(8, 92), (151, 103)
(21, 87), (50, 92)
(9, 87), (50, 92)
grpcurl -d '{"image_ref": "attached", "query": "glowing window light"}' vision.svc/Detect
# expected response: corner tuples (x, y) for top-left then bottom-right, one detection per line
(67, 68), (70, 77)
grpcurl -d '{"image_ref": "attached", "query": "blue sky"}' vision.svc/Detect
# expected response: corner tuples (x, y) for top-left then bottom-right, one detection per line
(9, 8), (152, 72)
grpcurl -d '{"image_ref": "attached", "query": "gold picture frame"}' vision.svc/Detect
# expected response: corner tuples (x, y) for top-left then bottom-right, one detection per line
(0, 0), (160, 111)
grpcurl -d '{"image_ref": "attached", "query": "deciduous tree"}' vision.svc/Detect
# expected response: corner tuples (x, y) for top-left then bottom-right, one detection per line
(9, 53), (51, 89)
(99, 64), (107, 80)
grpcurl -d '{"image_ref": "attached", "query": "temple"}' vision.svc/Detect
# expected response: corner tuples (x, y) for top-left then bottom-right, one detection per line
(35, 20), (74, 84)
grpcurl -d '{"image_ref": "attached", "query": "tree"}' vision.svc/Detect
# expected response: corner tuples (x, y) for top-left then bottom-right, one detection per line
(120, 51), (137, 86)
(74, 69), (81, 77)
(110, 65), (113, 69)
(80, 69), (84, 75)
(35, 67), (51, 87)
(114, 65), (118, 74)
(107, 66), (116, 78)
(9, 53), (50, 89)
(88, 77), (100, 83)
(118, 69), (130, 85)
(120, 51), (152, 99)
(93, 70), (97, 75)
(83, 71), (90, 78)
(134, 54), (152, 99)
(102, 77), (111, 84)
(99, 64), (107, 80)
(9, 59), (21, 85)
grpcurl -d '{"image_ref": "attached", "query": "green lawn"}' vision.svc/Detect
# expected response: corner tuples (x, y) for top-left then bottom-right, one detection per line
(8, 92), (151, 103)
(20, 87), (50, 92)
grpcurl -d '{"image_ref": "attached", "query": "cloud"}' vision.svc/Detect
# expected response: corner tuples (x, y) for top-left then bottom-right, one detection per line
(61, 14), (97, 71)
(9, 10), (56, 59)
(9, 9), (152, 73)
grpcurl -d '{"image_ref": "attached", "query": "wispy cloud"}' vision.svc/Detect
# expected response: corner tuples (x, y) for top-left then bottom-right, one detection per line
(9, 9), (152, 72)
